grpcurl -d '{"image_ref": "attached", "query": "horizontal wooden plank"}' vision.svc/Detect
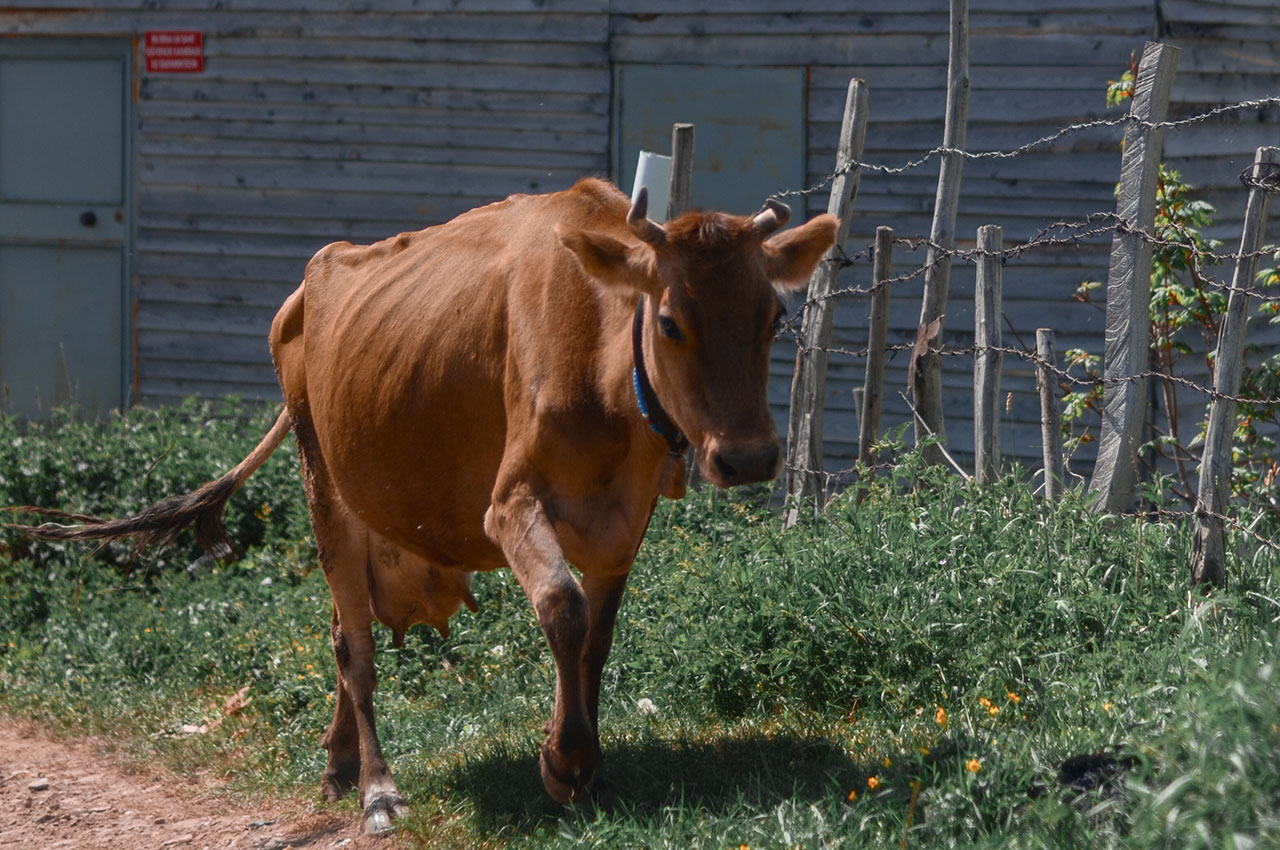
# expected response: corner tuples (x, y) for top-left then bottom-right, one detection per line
(143, 358), (278, 389)
(138, 185), (520, 228)
(140, 97), (609, 133)
(140, 382), (280, 405)
(138, 121), (607, 161)
(84, 0), (606, 11)
(1174, 40), (1280, 74)
(139, 136), (607, 171)
(138, 277), (300, 310)
(137, 215), (416, 246)
(0, 10), (609, 42)
(140, 156), (589, 199)
(610, 10), (1149, 37)
(611, 0), (1136, 14)
(810, 87), (1112, 124)
(137, 230), (334, 262)
(139, 330), (272, 365)
(610, 32), (1140, 66)
(206, 35), (607, 66)
(138, 300), (280, 337)
(135, 251), (310, 284)
(139, 61), (608, 97)
(809, 64), (1122, 91)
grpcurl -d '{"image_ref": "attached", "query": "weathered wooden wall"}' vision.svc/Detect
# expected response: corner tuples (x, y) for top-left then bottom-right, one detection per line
(2, 1), (1276, 478)
(2, 1), (611, 404)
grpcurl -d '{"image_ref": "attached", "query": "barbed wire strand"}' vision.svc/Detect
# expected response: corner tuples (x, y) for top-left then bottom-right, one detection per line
(771, 95), (1280, 201)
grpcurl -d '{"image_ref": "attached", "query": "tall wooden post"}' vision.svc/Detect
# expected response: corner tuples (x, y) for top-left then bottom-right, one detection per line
(666, 123), (695, 221)
(858, 226), (893, 471)
(1191, 146), (1278, 586)
(973, 224), (1003, 483)
(1087, 41), (1181, 513)
(784, 79), (869, 510)
(912, 0), (969, 465)
(1036, 329), (1065, 502)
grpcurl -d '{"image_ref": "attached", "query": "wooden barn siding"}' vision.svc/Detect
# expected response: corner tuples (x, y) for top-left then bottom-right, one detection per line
(1, 2), (612, 405)
(3, 1), (1276, 477)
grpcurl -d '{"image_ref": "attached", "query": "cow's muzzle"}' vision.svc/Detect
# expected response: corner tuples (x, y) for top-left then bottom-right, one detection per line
(705, 441), (782, 487)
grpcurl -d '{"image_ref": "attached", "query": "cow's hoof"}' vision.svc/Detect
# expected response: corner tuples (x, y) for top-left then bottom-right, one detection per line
(361, 794), (408, 837)
(321, 767), (358, 803)
(539, 743), (607, 807)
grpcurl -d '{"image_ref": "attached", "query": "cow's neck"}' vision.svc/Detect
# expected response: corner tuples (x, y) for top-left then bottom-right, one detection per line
(631, 297), (688, 457)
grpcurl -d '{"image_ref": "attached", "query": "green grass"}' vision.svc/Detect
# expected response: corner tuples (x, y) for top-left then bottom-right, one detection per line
(1, 402), (1278, 848)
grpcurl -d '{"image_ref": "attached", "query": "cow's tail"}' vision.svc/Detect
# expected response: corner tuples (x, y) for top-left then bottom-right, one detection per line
(7, 407), (294, 559)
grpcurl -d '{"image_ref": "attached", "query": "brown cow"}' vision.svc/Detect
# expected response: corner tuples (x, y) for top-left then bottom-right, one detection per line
(15, 178), (837, 835)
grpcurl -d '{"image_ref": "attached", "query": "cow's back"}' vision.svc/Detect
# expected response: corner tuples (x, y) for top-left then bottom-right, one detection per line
(271, 181), (627, 570)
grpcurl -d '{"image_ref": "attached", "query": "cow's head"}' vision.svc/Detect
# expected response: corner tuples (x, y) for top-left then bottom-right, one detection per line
(560, 189), (837, 487)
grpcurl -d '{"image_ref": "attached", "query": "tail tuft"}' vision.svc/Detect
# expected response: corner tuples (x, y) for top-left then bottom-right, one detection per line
(5, 407), (292, 561)
(9, 470), (241, 558)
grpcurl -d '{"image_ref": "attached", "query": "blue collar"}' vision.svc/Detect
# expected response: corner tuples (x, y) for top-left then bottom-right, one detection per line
(631, 298), (689, 455)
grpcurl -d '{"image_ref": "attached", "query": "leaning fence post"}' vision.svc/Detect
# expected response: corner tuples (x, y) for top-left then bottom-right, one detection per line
(1087, 41), (1181, 513)
(784, 78), (869, 512)
(973, 224), (1003, 483)
(1191, 146), (1279, 587)
(666, 123), (695, 220)
(1036, 328), (1065, 502)
(912, 0), (969, 466)
(858, 226), (893, 472)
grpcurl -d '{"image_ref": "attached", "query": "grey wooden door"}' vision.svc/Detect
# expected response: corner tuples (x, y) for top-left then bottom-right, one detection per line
(0, 43), (132, 417)
(613, 64), (806, 218)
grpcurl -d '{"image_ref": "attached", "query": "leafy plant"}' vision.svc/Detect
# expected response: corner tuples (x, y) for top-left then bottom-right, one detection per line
(3, 411), (1279, 848)
(1063, 58), (1280, 514)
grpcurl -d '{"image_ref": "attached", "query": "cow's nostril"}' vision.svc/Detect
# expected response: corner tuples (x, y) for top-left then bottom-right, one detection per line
(713, 453), (739, 483)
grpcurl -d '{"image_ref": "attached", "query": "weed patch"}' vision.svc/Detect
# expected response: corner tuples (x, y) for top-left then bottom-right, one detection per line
(2, 403), (1278, 847)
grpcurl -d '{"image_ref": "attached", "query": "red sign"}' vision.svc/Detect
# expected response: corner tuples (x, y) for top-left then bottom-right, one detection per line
(145, 31), (204, 73)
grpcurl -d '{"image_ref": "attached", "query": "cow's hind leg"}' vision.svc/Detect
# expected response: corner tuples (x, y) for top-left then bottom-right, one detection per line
(320, 605), (360, 801)
(295, 415), (407, 835)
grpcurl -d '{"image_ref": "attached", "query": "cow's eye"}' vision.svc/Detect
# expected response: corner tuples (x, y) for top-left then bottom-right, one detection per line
(658, 314), (684, 341)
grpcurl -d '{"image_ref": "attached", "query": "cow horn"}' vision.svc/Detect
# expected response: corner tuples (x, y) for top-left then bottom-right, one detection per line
(628, 187), (666, 246)
(750, 199), (791, 236)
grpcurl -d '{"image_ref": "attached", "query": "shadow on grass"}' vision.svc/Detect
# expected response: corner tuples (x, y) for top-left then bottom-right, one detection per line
(440, 731), (871, 835)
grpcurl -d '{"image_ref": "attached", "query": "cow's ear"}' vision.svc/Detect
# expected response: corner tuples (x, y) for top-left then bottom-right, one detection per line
(761, 214), (839, 290)
(559, 227), (658, 293)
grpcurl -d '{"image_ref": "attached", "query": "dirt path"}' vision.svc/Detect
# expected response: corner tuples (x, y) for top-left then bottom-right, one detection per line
(0, 719), (396, 850)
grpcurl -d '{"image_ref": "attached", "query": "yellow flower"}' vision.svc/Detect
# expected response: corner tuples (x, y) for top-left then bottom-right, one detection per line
(867, 776), (880, 790)
(1102, 701), (1113, 712)
(935, 707), (948, 727)
(883, 756), (892, 768)
(966, 758), (982, 773)
(846, 789), (858, 802)
(1007, 692), (1021, 703)
(917, 746), (931, 756)
(979, 697), (993, 709)
(988, 705), (1000, 717)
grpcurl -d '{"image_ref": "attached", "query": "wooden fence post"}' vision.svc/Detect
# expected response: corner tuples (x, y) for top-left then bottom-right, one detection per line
(784, 78), (869, 511)
(666, 123), (695, 220)
(1036, 328), (1065, 502)
(1087, 41), (1181, 513)
(1191, 146), (1279, 586)
(858, 226), (893, 471)
(973, 224), (1003, 483)
(912, 0), (969, 465)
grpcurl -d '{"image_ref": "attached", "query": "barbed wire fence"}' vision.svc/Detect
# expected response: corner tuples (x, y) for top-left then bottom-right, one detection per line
(765, 57), (1280, 585)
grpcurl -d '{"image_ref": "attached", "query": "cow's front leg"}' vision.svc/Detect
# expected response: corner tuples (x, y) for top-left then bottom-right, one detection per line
(485, 488), (603, 804)
(574, 570), (630, 803)
(579, 571), (628, 745)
